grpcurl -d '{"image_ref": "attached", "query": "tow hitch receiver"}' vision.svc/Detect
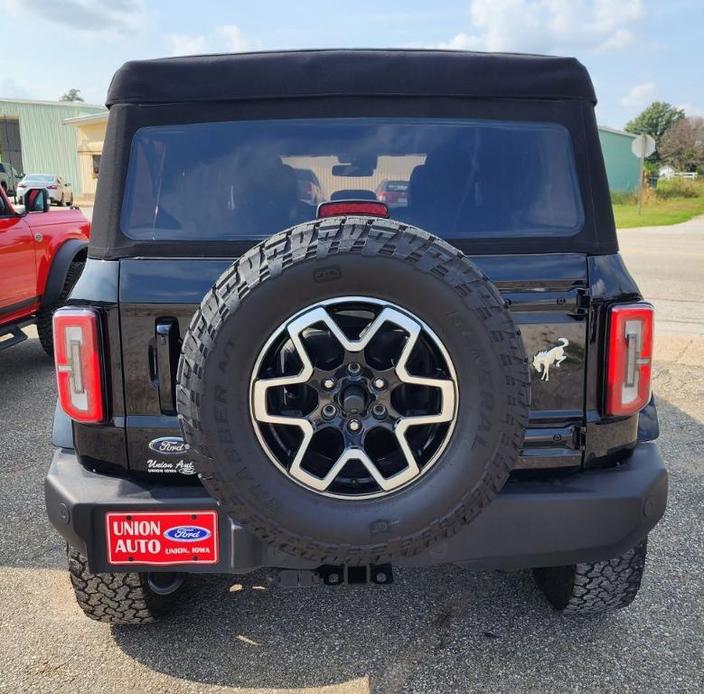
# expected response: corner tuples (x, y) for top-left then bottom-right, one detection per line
(269, 564), (394, 588)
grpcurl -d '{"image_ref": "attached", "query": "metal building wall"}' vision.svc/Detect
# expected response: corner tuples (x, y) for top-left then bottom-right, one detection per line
(598, 127), (640, 192)
(0, 100), (105, 195)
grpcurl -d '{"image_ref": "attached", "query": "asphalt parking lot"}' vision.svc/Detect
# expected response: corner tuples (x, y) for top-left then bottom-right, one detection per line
(1, 220), (703, 693)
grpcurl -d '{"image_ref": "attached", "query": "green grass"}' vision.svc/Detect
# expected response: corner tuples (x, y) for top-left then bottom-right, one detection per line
(613, 196), (704, 228)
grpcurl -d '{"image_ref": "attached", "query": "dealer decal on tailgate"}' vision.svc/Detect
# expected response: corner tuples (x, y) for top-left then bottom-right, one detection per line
(106, 511), (219, 565)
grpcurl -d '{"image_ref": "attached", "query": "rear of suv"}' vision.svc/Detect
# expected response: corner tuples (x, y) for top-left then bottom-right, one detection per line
(45, 50), (667, 624)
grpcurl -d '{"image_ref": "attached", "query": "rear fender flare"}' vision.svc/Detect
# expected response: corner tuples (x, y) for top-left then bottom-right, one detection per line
(41, 239), (88, 306)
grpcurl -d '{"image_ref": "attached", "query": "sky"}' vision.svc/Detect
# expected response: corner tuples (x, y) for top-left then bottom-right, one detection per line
(0, 0), (702, 129)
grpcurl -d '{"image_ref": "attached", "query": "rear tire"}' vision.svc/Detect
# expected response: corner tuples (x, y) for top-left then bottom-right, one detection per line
(67, 547), (184, 624)
(533, 538), (647, 614)
(36, 261), (84, 357)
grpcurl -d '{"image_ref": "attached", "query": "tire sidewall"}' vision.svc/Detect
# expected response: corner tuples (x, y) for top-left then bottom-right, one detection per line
(183, 233), (527, 557)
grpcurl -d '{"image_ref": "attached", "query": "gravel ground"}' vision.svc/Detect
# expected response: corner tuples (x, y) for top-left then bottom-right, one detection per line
(0, 224), (702, 693)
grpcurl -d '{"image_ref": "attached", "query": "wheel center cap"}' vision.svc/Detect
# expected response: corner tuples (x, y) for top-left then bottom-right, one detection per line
(341, 383), (367, 415)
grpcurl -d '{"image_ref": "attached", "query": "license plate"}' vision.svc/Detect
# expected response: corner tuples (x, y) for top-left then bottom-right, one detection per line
(105, 511), (219, 566)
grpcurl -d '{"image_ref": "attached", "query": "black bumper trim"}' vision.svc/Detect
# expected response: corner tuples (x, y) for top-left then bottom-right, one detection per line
(45, 443), (667, 573)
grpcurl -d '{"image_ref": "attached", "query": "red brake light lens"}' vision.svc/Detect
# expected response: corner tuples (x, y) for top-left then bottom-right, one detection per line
(605, 303), (654, 417)
(53, 308), (104, 422)
(317, 201), (389, 219)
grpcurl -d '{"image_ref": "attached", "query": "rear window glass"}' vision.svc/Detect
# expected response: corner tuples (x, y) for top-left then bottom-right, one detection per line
(121, 118), (583, 241)
(25, 175), (54, 183)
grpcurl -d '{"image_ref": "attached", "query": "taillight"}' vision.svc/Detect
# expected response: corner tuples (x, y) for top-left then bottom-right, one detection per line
(53, 308), (104, 422)
(605, 303), (653, 417)
(317, 200), (389, 218)
(47, 184), (58, 189)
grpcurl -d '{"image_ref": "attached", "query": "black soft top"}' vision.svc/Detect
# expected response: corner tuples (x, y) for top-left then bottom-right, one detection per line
(107, 49), (596, 106)
(92, 49), (616, 258)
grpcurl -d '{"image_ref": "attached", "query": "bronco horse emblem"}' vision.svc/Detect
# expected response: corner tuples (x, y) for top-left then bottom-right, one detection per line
(532, 338), (569, 381)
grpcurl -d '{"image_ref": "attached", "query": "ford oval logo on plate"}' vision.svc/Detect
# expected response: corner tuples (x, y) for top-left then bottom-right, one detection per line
(149, 436), (190, 456)
(163, 525), (212, 542)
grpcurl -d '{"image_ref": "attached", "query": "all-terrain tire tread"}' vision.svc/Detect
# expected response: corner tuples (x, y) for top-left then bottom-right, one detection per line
(67, 547), (178, 624)
(37, 261), (84, 357)
(533, 539), (648, 615)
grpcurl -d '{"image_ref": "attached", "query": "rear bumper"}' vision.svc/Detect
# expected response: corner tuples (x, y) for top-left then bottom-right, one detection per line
(45, 443), (668, 573)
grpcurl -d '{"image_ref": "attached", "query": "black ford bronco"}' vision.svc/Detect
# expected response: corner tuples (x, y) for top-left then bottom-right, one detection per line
(45, 50), (667, 624)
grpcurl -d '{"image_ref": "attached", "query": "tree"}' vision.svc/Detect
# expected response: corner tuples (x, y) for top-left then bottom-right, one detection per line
(659, 117), (704, 172)
(625, 101), (685, 161)
(60, 89), (84, 103)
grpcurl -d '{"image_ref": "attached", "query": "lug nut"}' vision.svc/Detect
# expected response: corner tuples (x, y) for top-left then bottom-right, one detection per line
(372, 404), (387, 420)
(347, 362), (361, 375)
(373, 378), (386, 390)
(348, 419), (361, 432)
(322, 404), (337, 420)
(322, 377), (336, 390)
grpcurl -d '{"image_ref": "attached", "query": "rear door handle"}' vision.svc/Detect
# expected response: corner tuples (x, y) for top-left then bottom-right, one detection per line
(155, 319), (179, 414)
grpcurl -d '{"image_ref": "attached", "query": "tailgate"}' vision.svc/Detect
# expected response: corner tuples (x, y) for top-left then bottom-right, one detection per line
(118, 253), (588, 475)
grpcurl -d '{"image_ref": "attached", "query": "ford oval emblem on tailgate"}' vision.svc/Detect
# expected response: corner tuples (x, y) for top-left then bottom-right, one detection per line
(148, 436), (190, 455)
(163, 525), (212, 542)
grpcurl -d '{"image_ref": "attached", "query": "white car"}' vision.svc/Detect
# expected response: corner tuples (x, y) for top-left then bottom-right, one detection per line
(16, 174), (74, 206)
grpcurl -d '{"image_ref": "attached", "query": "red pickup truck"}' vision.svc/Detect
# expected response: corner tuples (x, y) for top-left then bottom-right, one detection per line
(0, 186), (90, 355)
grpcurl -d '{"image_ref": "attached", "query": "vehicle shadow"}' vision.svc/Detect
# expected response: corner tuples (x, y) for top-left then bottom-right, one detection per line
(0, 331), (53, 378)
(111, 566), (623, 692)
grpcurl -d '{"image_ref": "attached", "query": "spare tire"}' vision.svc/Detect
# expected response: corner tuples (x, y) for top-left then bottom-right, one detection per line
(177, 218), (530, 564)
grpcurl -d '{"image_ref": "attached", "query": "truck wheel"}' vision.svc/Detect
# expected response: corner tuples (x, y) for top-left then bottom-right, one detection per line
(178, 218), (530, 565)
(36, 261), (84, 357)
(532, 538), (647, 614)
(67, 547), (184, 624)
